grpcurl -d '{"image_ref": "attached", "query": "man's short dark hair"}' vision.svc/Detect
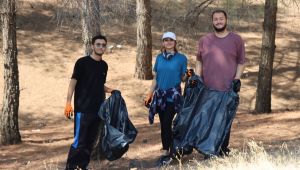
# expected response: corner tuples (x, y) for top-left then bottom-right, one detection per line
(92, 35), (107, 44)
(211, 9), (227, 20)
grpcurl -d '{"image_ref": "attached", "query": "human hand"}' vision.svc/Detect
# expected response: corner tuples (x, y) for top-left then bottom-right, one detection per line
(186, 69), (195, 78)
(64, 102), (73, 119)
(232, 79), (241, 93)
(144, 93), (153, 108)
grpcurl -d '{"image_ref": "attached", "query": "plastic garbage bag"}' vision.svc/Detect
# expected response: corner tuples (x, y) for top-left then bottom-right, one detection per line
(171, 75), (239, 157)
(97, 91), (138, 161)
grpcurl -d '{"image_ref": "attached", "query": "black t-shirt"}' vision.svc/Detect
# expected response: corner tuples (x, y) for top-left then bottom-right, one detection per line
(71, 56), (108, 114)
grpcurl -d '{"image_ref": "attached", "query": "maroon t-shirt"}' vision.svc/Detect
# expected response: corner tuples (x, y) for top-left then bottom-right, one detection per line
(196, 32), (245, 91)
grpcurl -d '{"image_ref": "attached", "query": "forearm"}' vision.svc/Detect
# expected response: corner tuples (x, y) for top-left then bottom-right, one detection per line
(66, 79), (77, 103)
(104, 85), (114, 93)
(148, 73), (157, 94)
(181, 74), (188, 82)
(234, 64), (245, 79)
(195, 60), (203, 77)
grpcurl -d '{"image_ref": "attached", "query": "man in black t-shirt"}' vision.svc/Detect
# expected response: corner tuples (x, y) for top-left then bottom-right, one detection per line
(64, 35), (116, 170)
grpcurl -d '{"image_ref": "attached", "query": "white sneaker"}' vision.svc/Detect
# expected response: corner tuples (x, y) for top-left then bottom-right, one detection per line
(161, 149), (169, 156)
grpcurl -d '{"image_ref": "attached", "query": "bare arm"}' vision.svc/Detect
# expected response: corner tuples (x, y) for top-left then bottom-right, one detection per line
(181, 74), (188, 82)
(195, 60), (203, 77)
(234, 64), (245, 79)
(104, 85), (114, 93)
(66, 79), (77, 103)
(144, 72), (157, 104)
(149, 72), (157, 94)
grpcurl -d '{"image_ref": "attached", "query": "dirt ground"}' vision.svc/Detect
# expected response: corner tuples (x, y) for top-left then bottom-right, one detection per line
(0, 1), (299, 169)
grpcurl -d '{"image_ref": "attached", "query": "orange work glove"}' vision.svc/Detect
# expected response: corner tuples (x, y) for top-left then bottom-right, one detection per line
(64, 102), (73, 119)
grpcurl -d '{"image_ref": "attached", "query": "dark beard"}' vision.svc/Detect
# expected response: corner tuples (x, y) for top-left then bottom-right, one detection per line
(94, 51), (103, 56)
(213, 24), (227, 32)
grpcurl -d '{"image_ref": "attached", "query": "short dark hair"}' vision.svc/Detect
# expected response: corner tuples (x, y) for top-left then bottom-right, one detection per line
(92, 35), (107, 44)
(211, 9), (227, 20)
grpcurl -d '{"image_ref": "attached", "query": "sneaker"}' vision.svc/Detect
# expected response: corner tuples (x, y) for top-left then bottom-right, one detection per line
(219, 148), (230, 157)
(160, 149), (169, 156)
(156, 155), (173, 167)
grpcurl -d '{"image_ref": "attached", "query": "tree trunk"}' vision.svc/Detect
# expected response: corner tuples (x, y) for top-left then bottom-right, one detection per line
(135, 0), (153, 80)
(255, 0), (278, 113)
(81, 0), (101, 55)
(81, 0), (102, 158)
(0, 0), (21, 145)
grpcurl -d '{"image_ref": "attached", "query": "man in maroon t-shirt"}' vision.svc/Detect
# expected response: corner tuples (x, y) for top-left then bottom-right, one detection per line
(196, 9), (246, 156)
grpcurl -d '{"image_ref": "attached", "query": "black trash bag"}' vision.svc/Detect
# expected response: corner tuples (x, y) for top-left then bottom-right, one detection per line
(97, 91), (138, 161)
(171, 75), (239, 157)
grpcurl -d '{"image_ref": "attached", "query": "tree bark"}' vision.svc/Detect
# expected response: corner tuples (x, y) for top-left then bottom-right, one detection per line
(81, 0), (102, 158)
(81, 0), (101, 55)
(135, 0), (153, 80)
(0, 0), (21, 145)
(255, 0), (278, 113)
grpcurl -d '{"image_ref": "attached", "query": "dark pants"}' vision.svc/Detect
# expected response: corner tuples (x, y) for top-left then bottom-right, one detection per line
(220, 125), (231, 156)
(66, 112), (101, 170)
(158, 102), (176, 151)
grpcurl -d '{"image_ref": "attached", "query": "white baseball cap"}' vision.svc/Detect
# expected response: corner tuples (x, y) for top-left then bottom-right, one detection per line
(162, 32), (176, 40)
